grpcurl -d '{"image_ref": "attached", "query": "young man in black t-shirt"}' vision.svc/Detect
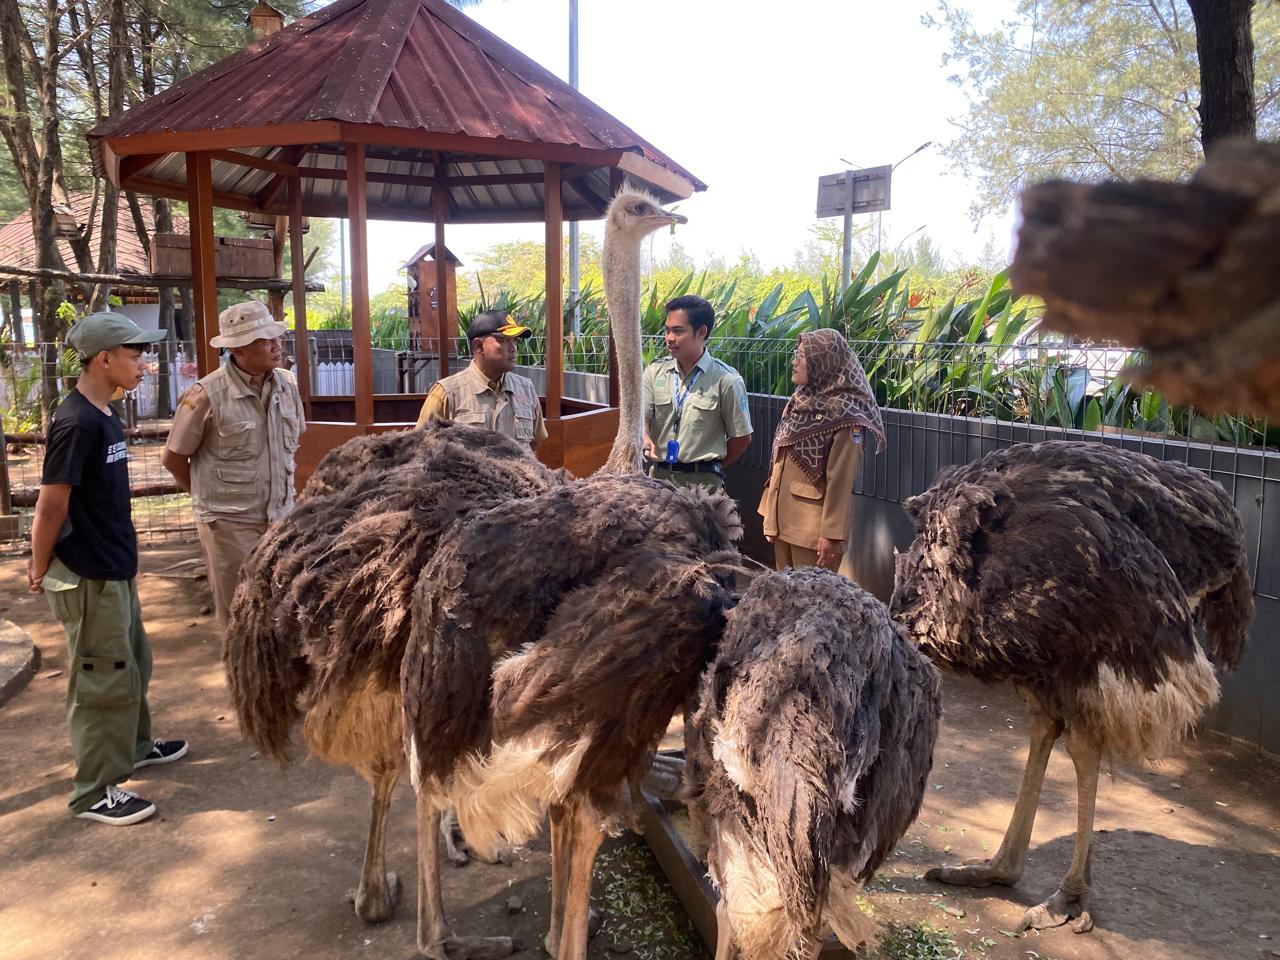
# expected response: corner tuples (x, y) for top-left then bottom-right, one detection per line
(29, 312), (188, 826)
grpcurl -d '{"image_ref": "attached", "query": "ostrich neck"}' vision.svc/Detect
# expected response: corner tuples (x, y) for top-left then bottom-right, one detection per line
(601, 237), (644, 474)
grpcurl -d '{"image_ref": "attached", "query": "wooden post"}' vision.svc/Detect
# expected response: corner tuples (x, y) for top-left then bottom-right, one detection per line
(545, 162), (563, 421)
(6, 282), (22, 350)
(433, 153), (452, 379)
(288, 176), (312, 418)
(186, 151), (220, 377)
(267, 214), (288, 321)
(346, 142), (374, 427)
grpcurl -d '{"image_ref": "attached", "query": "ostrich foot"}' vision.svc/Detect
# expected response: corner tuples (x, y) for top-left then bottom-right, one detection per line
(346, 871), (401, 923)
(543, 909), (601, 956)
(924, 860), (1020, 888)
(423, 935), (525, 960)
(1017, 885), (1093, 934)
(467, 845), (516, 867)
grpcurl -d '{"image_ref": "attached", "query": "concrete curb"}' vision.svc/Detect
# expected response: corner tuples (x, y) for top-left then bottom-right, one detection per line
(0, 619), (40, 707)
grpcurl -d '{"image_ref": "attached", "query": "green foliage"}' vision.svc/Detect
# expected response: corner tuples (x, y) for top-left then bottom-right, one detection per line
(929, 0), (1280, 219)
(872, 921), (965, 960)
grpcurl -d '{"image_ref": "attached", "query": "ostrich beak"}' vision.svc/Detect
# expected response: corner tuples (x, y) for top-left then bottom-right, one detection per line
(663, 208), (688, 225)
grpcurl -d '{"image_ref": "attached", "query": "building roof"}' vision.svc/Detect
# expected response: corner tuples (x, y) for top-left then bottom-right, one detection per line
(89, 0), (705, 222)
(401, 242), (461, 269)
(0, 192), (187, 276)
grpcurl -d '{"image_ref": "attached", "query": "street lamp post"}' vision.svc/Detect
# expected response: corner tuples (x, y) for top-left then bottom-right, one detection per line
(567, 0), (581, 334)
(878, 141), (932, 276)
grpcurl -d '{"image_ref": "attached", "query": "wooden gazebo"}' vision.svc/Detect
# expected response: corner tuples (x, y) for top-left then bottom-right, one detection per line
(87, 0), (704, 478)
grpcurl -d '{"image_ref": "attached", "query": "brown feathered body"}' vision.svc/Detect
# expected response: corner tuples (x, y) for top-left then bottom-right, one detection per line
(402, 476), (743, 855)
(684, 569), (941, 960)
(890, 440), (1253, 761)
(223, 422), (565, 768)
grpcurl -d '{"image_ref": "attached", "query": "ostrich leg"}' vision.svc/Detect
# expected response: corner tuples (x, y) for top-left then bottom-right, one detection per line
(544, 804), (572, 957)
(347, 763), (402, 921)
(416, 790), (524, 960)
(927, 694), (1062, 887)
(712, 899), (738, 960)
(1018, 725), (1101, 934)
(556, 798), (605, 960)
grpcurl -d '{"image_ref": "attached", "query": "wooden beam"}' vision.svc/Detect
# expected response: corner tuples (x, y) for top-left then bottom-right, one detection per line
(102, 121), (342, 158)
(338, 123), (622, 168)
(288, 176), (312, 419)
(346, 142), (374, 427)
(433, 153), (452, 379)
(125, 174), (264, 213)
(615, 152), (697, 200)
(256, 145), (313, 209)
(209, 148), (304, 178)
(301, 166), (546, 189)
(544, 161), (563, 422)
(0, 262), (321, 292)
(119, 153), (164, 182)
(187, 152), (220, 378)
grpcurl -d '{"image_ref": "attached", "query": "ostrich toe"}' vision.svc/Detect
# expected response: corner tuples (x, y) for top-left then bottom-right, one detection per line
(924, 859), (1020, 887)
(425, 935), (525, 960)
(1016, 885), (1093, 933)
(348, 870), (400, 922)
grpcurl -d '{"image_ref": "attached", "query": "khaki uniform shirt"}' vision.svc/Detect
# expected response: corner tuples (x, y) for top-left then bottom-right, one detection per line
(415, 361), (548, 444)
(642, 350), (752, 463)
(167, 360), (304, 525)
(758, 429), (863, 550)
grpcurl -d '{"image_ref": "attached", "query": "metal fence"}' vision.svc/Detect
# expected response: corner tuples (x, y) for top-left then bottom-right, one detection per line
(3, 333), (1276, 566)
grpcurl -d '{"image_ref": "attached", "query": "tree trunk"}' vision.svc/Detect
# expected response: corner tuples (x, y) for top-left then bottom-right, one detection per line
(90, 0), (128, 311)
(1189, 0), (1256, 151)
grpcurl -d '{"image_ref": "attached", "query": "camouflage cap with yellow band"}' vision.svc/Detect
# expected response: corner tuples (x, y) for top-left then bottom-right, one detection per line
(468, 310), (532, 341)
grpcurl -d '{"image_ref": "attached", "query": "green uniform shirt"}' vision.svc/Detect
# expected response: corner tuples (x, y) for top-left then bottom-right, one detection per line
(642, 349), (753, 464)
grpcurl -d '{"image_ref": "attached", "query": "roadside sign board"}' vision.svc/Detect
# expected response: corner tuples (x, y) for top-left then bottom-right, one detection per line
(816, 164), (892, 217)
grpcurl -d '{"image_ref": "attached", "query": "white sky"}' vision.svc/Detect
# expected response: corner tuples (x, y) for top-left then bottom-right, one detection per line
(359, 0), (1019, 295)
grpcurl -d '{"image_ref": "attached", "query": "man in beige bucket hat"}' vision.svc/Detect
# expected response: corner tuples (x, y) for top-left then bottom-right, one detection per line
(162, 300), (303, 633)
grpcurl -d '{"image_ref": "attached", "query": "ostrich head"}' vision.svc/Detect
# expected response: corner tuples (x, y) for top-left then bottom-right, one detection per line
(599, 185), (687, 475)
(604, 188), (687, 242)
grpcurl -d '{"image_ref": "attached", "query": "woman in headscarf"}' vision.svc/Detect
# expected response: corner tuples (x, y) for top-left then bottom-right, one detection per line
(759, 328), (886, 572)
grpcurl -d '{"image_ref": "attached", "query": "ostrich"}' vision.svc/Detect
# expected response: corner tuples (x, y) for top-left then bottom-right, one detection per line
(683, 568), (942, 960)
(601, 187), (686, 473)
(890, 440), (1254, 933)
(227, 187), (700, 959)
(225, 422), (564, 935)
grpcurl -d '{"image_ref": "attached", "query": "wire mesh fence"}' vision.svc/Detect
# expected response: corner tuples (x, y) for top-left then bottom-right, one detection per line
(3, 333), (1275, 567)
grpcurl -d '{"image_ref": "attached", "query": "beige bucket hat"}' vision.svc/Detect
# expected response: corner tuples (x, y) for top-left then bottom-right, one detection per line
(210, 300), (288, 349)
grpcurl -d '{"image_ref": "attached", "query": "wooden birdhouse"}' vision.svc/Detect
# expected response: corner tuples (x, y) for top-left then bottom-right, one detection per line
(403, 243), (461, 350)
(247, 1), (285, 39)
(52, 203), (80, 238)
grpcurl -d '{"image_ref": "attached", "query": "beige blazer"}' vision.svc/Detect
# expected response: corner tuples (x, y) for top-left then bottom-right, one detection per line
(758, 430), (863, 550)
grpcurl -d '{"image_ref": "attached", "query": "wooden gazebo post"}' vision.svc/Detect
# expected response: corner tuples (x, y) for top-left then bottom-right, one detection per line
(187, 151), (219, 377)
(433, 153), (452, 379)
(288, 176), (312, 417)
(544, 161), (562, 421)
(345, 143), (373, 426)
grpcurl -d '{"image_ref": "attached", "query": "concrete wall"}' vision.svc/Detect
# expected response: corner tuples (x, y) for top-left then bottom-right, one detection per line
(733, 393), (1280, 754)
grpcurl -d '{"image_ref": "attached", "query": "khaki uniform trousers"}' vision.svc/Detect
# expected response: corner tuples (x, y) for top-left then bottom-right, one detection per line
(197, 519), (268, 632)
(43, 557), (153, 814)
(646, 464), (723, 491)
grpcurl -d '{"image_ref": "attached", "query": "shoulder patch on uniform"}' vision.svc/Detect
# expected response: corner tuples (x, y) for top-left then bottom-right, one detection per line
(176, 384), (205, 410)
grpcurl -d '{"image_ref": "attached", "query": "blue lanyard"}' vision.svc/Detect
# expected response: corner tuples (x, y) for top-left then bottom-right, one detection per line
(672, 367), (701, 431)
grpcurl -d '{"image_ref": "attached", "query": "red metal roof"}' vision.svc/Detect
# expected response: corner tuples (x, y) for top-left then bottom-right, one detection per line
(88, 0), (704, 219)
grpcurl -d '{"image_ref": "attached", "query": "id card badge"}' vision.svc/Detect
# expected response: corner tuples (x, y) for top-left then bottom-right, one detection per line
(665, 439), (680, 464)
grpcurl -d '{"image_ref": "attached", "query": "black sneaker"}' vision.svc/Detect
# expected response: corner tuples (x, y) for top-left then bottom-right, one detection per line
(77, 785), (157, 826)
(135, 739), (189, 769)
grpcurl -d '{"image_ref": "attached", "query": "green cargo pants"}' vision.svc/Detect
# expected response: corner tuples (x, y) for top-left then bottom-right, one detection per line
(43, 557), (153, 814)
(645, 464), (723, 491)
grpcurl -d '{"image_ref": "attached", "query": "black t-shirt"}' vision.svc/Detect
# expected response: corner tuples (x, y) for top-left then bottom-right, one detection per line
(41, 388), (138, 580)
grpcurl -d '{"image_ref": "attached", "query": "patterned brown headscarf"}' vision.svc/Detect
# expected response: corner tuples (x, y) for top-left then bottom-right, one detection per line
(770, 328), (886, 483)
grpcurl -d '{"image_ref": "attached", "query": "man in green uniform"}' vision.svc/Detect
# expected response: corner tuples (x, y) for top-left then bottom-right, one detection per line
(642, 295), (752, 488)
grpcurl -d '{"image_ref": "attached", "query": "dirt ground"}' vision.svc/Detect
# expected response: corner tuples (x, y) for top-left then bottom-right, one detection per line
(2, 543), (1279, 960)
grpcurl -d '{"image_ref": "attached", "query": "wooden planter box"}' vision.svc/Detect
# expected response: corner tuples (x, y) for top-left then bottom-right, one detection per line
(151, 233), (275, 279)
